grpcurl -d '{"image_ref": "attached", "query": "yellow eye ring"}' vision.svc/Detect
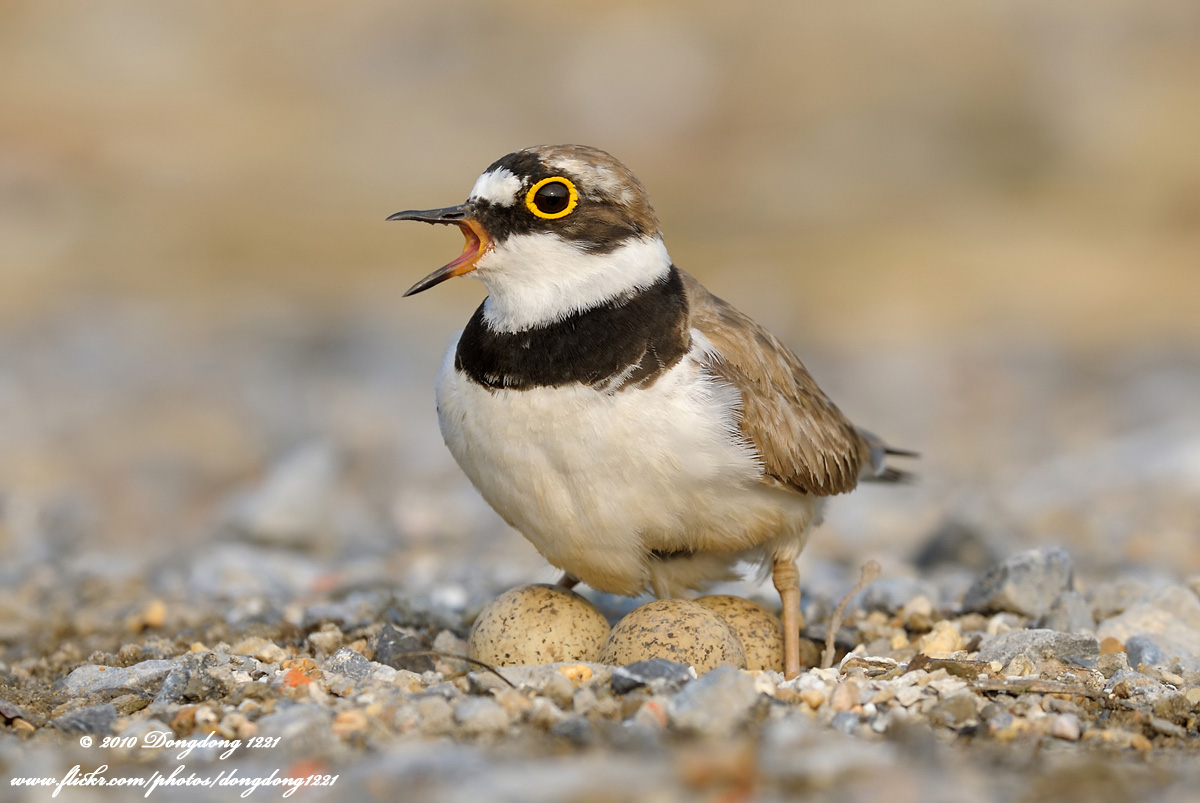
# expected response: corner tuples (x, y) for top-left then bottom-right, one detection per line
(525, 176), (578, 219)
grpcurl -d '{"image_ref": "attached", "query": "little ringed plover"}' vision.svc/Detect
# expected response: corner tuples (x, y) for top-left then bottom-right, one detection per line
(390, 144), (914, 679)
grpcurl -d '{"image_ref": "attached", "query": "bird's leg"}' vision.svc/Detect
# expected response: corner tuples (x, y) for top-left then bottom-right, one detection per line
(556, 573), (580, 590)
(773, 558), (804, 679)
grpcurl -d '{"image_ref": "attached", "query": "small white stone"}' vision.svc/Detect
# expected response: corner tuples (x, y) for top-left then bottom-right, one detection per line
(1051, 713), (1081, 741)
(902, 595), (934, 618)
(928, 677), (968, 697)
(896, 685), (925, 707)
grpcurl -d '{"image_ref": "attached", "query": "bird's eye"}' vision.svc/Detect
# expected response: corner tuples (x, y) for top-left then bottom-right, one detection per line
(525, 176), (578, 219)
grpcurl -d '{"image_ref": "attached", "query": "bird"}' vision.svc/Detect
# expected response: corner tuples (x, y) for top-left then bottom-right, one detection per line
(389, 145), (913, 679)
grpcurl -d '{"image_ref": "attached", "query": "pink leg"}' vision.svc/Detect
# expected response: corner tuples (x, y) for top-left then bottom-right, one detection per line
(773, 558), (803, 679)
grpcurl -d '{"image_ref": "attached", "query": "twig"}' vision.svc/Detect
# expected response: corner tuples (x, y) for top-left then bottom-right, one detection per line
(821, 559), (882, 670)
(396, 650), (516, 688)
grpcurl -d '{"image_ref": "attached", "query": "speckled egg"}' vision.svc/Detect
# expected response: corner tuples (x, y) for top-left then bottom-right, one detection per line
(598, 599), (747, 673)
(467, 584), (611, 666)
(695, 595), (785, 672)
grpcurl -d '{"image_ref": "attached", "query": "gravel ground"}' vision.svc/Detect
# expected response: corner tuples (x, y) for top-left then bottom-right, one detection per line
(1, 307), (1199, 802)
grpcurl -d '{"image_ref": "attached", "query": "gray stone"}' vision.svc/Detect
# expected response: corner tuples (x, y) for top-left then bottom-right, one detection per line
(1175, 657), (1200, 684)
(487, 663), (612, 697)
(962, 547), (1074, 618)
(760, 715), (896, 784)
(856, 577), (940, 615)
(227, 441), (339, 547)
(1037, 590), (1095, 634)
(454, 696), (511, 736)
(385, 595), (463, 632)
(1097, 585), (1200, 663)
(550, 716), (596, 746)
(976, 629), (1099, 668)
(51, 704), (117, 735)
(1149, 716), (1186, 738)
(913, 518), (1005, 572)
(830, 710), (863, 735)
(1087, 578), (1154, 621)
(1051, 713), (1082, 741)
(666, 665), (760, 737)
(1105, 670), (1172, 703)
(325, 648), (372, 681)
(255, 704), (337, 754)
(371, 624), (434, 674)
(1094, 651), (1131, 679)
(53, 659), (176, 700)
(0, 698), (30, 723)
(153, 651), (235, 705)
(1126, 635), (1170, 669)
(611, 658), (693, 694)
(927, 693), (979, 729)
(304, 590), (394, 630)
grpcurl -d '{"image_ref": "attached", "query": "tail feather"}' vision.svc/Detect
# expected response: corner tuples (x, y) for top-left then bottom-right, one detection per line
(856, 427), (918, 484)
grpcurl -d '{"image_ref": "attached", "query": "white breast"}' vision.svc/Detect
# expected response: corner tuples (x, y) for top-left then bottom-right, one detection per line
(434, 334), (821, 596)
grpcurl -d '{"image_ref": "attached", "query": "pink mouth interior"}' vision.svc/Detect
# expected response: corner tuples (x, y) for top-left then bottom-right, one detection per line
(444, 222), (483, 270)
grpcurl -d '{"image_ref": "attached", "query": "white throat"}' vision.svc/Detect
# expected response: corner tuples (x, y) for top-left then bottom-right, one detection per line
(476, 234), (673, 333)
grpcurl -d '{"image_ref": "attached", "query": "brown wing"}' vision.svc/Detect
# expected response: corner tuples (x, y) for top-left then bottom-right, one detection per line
(680, 270), (873, 496)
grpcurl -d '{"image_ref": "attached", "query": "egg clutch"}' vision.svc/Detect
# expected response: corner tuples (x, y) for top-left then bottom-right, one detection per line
(467, 585), (786, 674)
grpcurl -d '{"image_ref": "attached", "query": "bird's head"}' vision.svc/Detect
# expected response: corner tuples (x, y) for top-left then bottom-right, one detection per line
(390, 145), (672, 332)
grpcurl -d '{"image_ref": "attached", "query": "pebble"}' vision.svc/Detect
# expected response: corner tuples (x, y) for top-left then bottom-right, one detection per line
(325, 647), (373, 681)
(154, 651), (237, 705)
(666, 666), (761, 737)
(550, 715), (596, 746)
(1125, 635), (1170, 669)
(962, 547), (1075, 618)
(1097, 585), (1200, 663)
(829, 679), (861, 712)
(415, 695), (456, 736)
(798, 688), (826, 709)
(227, 441), (338, 547)
(1050, 713), (1082, 741)
(927, 693), (978, 729)
(371, 623), (435, 673)
(455, 696), (512, 736)
(51, 703), (118, 735)
(302, 591), (395, 631)
(611, 658), (694, 694)
(1106, 670), (1173, 703)
(528, 697), (568, 729)
(1094, 651), (1131, 678)
(308, 626), (345, 655)
(1086, 578), (1153, 621)
(895, 684), (926, 708)
(0, 698), (33, 725)
(332, 708), (370, 737)
(857, 577), (940, 615)
(1038, 590), (1095, 634)
(53, 659), (176, 699)
(916, 620), (964, 659)
(230, 637), (290, 664)
(913, 517), (1005, 572)
(976, 629), (1099, 668)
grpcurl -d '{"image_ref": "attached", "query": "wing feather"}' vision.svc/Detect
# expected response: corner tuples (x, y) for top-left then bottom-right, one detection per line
(681, 270), (876, 496)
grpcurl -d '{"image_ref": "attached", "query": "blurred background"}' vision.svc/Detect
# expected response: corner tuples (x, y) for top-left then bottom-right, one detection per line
(1, 0), (1198, 612)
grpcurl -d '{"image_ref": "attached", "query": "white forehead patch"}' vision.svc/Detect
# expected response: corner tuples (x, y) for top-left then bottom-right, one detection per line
(545, 156), (632, 204)
(469, 168), (523, 206)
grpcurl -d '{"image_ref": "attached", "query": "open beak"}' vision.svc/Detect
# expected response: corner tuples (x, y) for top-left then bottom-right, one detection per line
(387, 204), (491, 296)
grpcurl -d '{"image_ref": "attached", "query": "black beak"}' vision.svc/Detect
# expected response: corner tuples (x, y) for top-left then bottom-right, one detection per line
(387, 204), (491, 296)
(386, 204), (470, 225)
